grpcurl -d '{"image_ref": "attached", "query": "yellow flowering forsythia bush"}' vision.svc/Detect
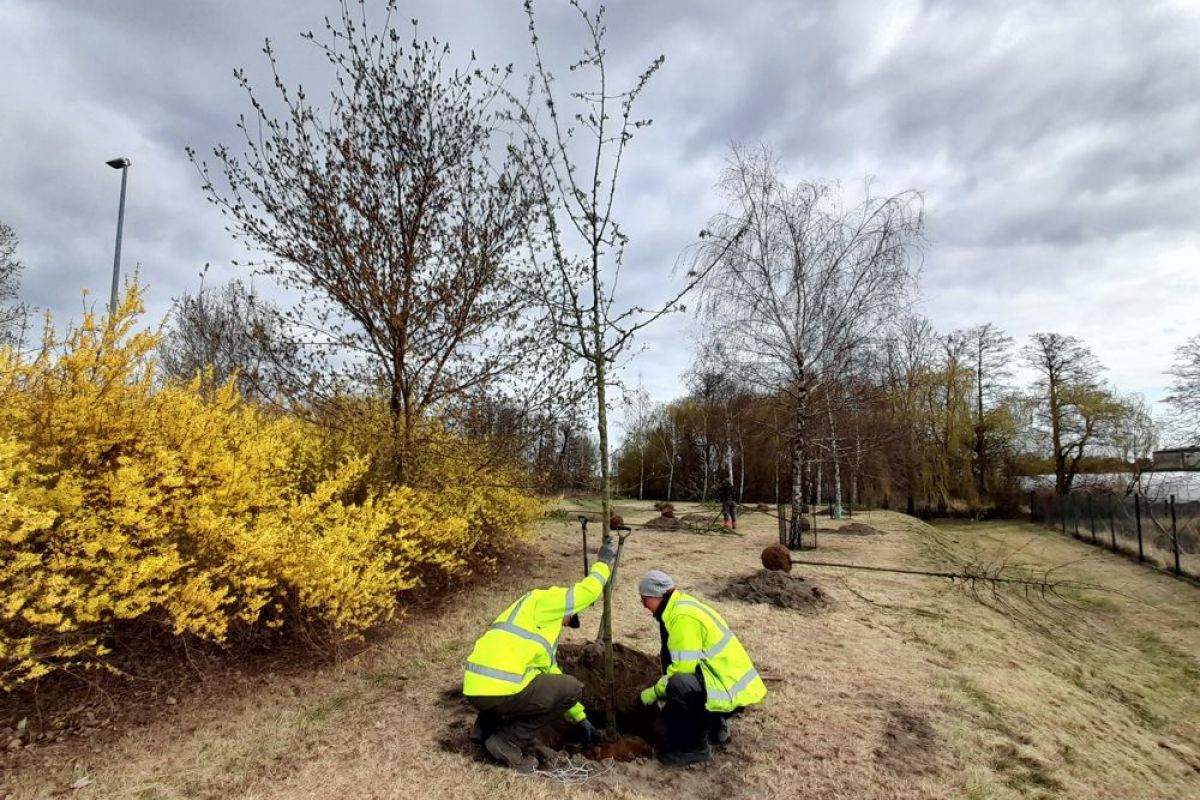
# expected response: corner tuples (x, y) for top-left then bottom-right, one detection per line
(0, 290), (541, 689)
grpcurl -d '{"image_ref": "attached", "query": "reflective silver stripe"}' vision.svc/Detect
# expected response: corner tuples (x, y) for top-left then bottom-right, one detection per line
(465, 662), (530, 684)
(505, 592), (531, 623)
(565, 587), (576, 615)
(670, 628), (733, 662)
(490, 621), (554, 660)
(588, 567), (609, 587)
(706, 667), (760, 703)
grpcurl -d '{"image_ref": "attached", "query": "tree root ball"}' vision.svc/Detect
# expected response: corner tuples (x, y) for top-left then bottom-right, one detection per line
(761, 543), (793, 572)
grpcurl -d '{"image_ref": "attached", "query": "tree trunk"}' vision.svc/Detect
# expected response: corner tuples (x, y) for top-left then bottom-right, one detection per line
(589, 256), (617, 736)
(638, 443), (644, 500)
(788, 379), (808, 548)
(738, 437), (745, 502)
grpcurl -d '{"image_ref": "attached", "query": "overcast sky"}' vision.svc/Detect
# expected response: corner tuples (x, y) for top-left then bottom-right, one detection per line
(2, 0), (1198, 435)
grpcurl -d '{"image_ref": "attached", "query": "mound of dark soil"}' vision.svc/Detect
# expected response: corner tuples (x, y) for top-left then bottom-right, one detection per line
(719, 569), (830, 611)
(837, 522), (886, 536)
(761, 543), (792, 573)
(642, 515), (684, 531)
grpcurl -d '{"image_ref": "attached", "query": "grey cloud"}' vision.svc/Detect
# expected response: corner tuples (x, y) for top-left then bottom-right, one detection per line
(2, 0), (1198, 415)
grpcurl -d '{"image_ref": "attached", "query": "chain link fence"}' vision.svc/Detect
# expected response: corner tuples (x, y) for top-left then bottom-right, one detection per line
(1031, 490), (1200, 580)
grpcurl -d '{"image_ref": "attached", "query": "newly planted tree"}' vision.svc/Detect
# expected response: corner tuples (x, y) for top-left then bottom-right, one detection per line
(510, 0), (722, 735)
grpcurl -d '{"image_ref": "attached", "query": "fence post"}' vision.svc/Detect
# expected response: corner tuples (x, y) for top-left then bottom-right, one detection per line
(1029, 490), (1036, 523)
(1135, 493), (1144, 562)
(777, 503), (787, 547)
(1060, 495), (1067, 535)
(1088, 494), (1096, 544)
(1170, 494), (1180, 576)
(1108, 497), (1117, 552)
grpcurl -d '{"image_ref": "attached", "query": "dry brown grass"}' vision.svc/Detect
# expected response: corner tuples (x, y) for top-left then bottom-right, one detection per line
(3, 501), (1199, 799)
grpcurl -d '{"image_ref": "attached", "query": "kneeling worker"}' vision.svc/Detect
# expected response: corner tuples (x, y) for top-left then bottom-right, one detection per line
(637, 569), (767, 764)
(462, 536), (617, 772)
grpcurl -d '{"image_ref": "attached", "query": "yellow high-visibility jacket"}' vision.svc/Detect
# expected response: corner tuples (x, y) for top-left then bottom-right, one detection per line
(647, 590), (767, 713)
(462, 562), (611, 723)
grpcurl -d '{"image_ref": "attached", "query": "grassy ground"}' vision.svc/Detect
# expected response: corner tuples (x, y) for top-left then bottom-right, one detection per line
(3, 500), (1199, 799)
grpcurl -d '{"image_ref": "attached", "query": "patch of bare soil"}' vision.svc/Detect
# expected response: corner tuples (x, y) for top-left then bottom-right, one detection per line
(837, 522), (887, 536)
(873, 700), (939, 776)
(642, 515), (685, 531)
(556, 641), (660, 761)
(719, 569), (830, 611)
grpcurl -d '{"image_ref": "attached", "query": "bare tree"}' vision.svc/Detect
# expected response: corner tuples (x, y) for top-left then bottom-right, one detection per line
(620, 381), (656, 500)
(159, 277), (296, 401)
(697, 145), (924, 547)
(0, 221), (30, 348)
(190, 0), (553, 481)
(1165, 334), (1200, 445)
(964, 323), (1014, 499)
(510, 0), (724, 735)
(882, 314), (937, 514)
(1023, 333), (1127, 495)
(653, 403), (682, 501)
(1110, 393), (1157, 494)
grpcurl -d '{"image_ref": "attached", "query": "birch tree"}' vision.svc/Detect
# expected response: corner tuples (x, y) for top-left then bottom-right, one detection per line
(697, 145), (924, 547)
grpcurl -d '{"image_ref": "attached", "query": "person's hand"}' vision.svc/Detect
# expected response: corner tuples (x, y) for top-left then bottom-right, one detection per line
(597, 535), (618, 567)
(640, 686), (659, 706)
(577, 718), (601, 744)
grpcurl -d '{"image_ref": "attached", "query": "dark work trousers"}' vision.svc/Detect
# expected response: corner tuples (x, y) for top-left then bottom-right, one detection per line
(657, 673), (714, 754)
(467, 674), (582, 750)
(721, 500), (738, 523)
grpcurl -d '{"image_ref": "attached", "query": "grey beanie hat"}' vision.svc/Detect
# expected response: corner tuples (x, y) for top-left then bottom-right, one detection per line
(638, 569), (675, 598)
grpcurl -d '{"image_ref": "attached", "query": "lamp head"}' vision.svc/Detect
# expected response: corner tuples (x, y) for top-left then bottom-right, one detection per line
(106, 157), (131, 169)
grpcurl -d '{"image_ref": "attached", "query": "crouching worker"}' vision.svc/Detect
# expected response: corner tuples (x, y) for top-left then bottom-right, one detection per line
(637, 569), (767, 765)
(462, 536), (617, 772)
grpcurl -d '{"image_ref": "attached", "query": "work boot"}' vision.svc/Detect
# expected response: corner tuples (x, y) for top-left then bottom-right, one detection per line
(469, 712), (498, 744)
(708, 716), (731, 746)
(658, 746), (711, 766)
(469, 715), (486, 744)
(484, 734), (537, 774)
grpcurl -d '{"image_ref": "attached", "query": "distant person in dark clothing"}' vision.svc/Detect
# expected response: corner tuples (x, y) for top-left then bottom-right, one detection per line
(717, 479), (737, 530)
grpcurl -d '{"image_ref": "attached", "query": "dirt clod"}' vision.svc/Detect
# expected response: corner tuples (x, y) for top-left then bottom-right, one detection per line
(609, 514), (624, 529)
(720, 569), (830, 611)
(760, 543), (793, 573)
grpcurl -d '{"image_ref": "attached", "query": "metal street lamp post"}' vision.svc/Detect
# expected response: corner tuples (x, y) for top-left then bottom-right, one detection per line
(106, 157), (131, 317)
